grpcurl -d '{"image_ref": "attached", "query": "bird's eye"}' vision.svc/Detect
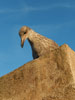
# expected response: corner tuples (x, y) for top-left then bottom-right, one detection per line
(24, 32), (26, 34)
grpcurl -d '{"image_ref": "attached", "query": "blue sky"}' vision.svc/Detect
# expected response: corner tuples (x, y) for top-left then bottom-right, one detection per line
(0, 0), (75, 77)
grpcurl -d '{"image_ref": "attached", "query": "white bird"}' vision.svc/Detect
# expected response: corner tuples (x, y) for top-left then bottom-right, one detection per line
(19, 26), (59, 59)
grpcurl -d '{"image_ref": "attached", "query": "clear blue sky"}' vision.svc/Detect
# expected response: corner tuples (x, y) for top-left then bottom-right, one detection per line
(0, 0), (75, 77)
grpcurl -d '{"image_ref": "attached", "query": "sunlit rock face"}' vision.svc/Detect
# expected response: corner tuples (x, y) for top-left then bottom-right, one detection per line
(0, 44), (75, 100)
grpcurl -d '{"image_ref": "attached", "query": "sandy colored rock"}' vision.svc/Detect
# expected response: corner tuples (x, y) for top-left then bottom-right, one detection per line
(0, 44), (75, 100)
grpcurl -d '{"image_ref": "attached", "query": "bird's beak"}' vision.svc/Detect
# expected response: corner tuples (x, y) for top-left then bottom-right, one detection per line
(20, 35), (28, 48)
(21, 38), (25, 48)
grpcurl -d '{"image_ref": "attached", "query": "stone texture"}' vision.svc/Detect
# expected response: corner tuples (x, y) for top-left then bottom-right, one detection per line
(0, 44), (75, 100)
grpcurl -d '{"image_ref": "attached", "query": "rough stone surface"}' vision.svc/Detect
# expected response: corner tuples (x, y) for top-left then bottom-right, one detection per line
(0, 44), (75, 100)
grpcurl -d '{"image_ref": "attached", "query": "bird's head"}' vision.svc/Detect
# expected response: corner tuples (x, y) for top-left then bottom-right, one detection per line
(19, 26), (31, 48)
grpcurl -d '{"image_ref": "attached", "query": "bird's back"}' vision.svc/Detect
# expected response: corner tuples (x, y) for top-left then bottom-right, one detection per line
(28, 32), (59, 59)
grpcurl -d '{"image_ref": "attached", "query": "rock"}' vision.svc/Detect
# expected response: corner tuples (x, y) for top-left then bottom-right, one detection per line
(0, 44), (75, 100)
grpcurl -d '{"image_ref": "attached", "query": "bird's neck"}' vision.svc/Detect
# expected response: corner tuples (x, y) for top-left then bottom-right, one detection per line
(28, 30), (41, 42)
